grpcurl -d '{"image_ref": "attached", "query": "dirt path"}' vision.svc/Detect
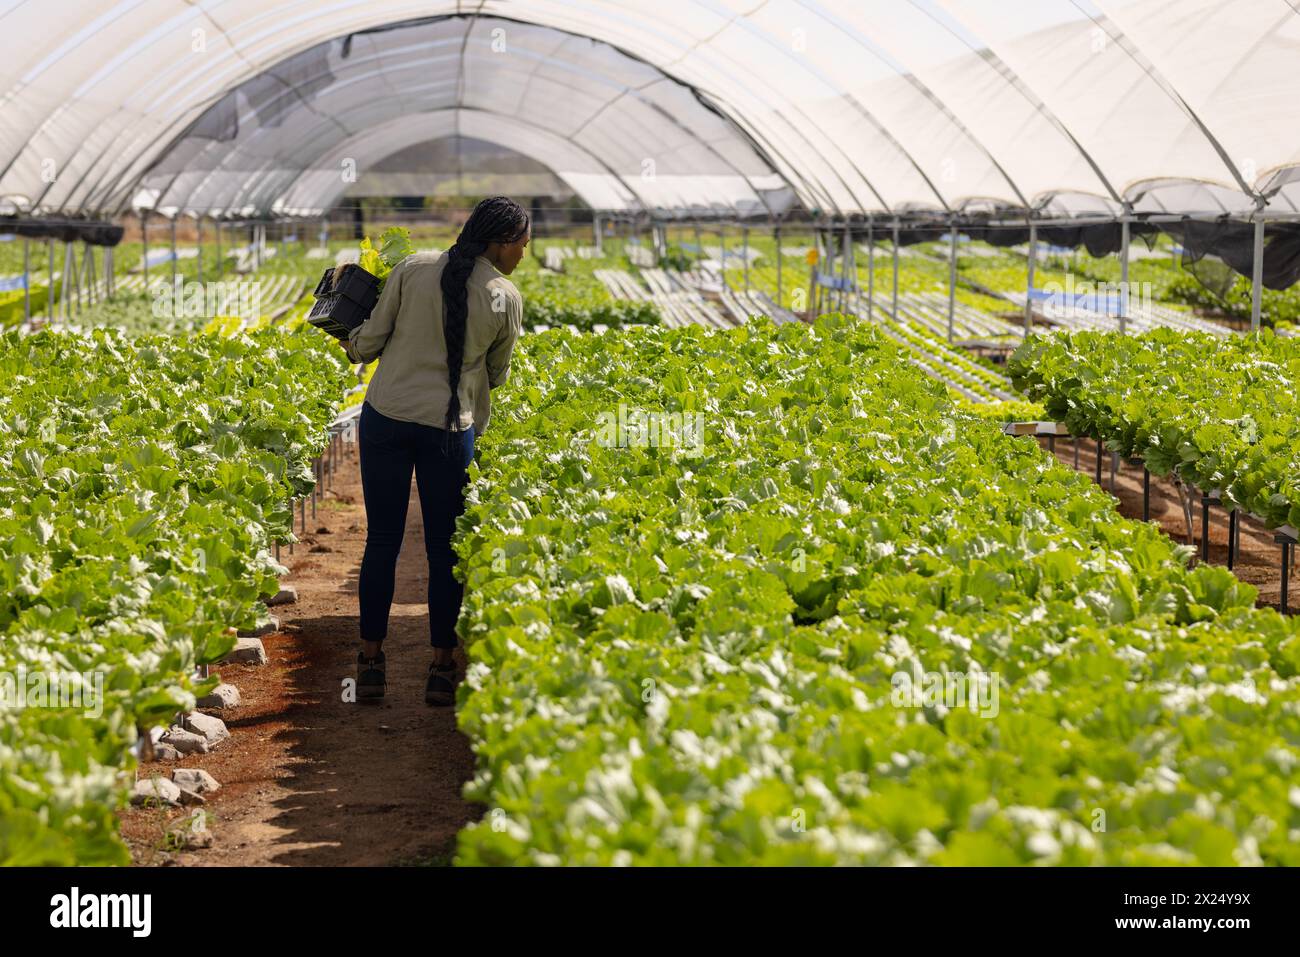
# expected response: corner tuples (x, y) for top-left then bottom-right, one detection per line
(120, 437), (480, 866)
(118, 427), (1291, 866)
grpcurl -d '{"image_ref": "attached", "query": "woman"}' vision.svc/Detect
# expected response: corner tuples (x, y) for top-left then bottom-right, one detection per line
(341, 196), (529, 706)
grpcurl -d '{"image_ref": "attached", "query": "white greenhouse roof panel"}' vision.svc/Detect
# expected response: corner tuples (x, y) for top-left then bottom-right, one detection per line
(1, 1), (1299, 217)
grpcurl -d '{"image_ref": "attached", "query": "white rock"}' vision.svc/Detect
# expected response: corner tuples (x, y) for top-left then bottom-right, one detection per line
(172, 768), (221, 794)
(153, 743), (182, 761)
(131, 776), (182, 807)
(221, 636), (268, 666)
(264, 586), (298, 607)
(196, 683), (241, 710)
(183, 711), (230, 747)
(238, 616), (280, 638)
(159, 728), (210, 755)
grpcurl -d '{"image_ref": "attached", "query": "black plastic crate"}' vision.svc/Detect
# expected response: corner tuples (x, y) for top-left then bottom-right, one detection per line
(307, 265), (380, 340)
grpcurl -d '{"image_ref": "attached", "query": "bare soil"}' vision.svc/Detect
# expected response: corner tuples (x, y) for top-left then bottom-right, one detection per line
(119, 439), (480, 866)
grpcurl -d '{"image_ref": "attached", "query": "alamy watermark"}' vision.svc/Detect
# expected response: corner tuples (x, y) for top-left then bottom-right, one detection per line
(151, 278), (262, 321)
(50, 887), (150, 937)
(595, 403), (704, 458)
(891, 663), (999, 718)
(1036, 274), (1153, 321)
(0, 666), (104, 718)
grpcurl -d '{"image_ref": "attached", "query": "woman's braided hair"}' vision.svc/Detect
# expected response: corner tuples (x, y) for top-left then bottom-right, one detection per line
(440, 196), (530, 432)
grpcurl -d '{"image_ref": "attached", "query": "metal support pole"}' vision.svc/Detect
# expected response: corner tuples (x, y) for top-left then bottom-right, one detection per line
(809, 229), (820, 317)
(46, 238), (54, 319)
(803, 229), (814, 317)
(170, 216), (178, 291)
(947, 220), (958, 343)
(775, 223), (782, 308)
(22, 237), (30, 323)
(141, 212), (149, 286)
(837, 222), (847, 312)
(1201, 497), (1211, 562)
(61, 241), (74, 320)
(1227, 510), (1237, 570)
(826, 223), (837, 314)
(1118, 217), (1130, 334)
(742, 226), (750, 294)
(84, 244), (96, 305)
(891, 221), (900, 316)
(841, 223), (853, 314)
(693, 223), (702, 267)
(719, 227), (726, 285)
(1143, 467), (1150, 521)
(1251, 216), (1264, 333)
(594, 215), (603, 256)
(1095, 439), (1103, 485)
(1025, 223), (1037, 334)
(1280, 540), (1290, 614)
(866, 218), (874, 320)
(196, 216), (203, 284)
(73, 242), (82, 313)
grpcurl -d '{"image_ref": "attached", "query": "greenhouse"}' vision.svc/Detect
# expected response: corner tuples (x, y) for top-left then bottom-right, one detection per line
(1, 0), (1298, 903)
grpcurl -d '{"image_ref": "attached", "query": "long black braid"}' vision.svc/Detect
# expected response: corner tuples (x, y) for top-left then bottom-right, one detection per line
(440, 196), (530, 433)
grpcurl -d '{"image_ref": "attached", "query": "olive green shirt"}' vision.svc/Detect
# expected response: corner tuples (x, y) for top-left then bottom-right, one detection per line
(345, 252), (523, 433)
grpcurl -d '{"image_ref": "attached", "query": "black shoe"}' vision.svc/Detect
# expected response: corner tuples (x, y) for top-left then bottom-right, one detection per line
(357, 650), (386, 700)
(425, 661), (458, 707)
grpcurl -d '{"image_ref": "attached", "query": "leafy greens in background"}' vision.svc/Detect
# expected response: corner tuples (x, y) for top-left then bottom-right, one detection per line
(1010, 328), (1300, 529)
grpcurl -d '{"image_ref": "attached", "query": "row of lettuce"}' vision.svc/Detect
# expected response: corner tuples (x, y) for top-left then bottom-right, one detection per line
(0, 327), (348, 864)
(0, 233), (651, 865)
(1010, 329), (1300, 529)
(453, 315), (1300, 865)
(4, 231), (664, 334)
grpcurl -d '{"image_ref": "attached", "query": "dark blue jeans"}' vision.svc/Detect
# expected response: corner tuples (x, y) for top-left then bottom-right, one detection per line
(357, 401), (474, 649)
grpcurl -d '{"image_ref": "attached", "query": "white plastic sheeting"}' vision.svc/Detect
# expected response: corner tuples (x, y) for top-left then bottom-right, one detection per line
(335, 136), (577, 207)
(0, 0), (1298, 217)
(124, 17), (791, 217)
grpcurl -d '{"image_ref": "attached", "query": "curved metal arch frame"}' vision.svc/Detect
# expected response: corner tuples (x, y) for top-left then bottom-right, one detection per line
(106, 12), (803, 217)
(132, 25), (782, 216)
(2, 0), (1297, 219)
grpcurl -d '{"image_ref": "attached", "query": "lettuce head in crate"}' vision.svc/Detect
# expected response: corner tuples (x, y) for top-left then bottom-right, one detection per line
(308, 227), (416, 339)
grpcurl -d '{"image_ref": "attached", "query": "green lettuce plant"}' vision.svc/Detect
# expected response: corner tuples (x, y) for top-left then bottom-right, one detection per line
(453, 315), (1300, 866)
